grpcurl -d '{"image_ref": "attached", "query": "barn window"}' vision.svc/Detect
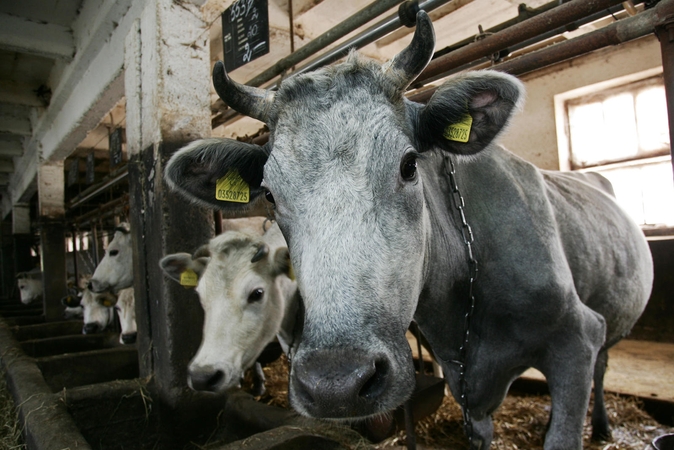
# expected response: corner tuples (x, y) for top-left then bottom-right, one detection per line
(556, 70), (674, 230)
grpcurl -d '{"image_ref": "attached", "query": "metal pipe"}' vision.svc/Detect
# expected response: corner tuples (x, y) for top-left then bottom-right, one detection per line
(417, 0), (629, 85)
(292, 0), (451, 77)
(655, 8), (674, 185)
(67, 168), (128, 210)
(409, 0), (671, 104)
(245, 0), (405, 88)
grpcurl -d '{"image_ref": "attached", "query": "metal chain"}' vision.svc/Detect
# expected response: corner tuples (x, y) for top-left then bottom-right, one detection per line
(444, 154), (479, 445)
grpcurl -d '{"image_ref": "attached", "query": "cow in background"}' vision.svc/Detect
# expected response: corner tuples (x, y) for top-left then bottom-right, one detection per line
(16, 268), (42, 304)
(160, 223), (297, 395)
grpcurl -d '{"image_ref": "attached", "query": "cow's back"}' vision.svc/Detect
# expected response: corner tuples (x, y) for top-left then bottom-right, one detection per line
(542, 168), (652, 346)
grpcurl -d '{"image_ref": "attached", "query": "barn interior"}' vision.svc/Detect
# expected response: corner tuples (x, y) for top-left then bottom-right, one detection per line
(0, 0), (673, 449)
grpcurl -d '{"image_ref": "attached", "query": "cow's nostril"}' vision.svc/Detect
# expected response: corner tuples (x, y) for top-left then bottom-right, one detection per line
(188, 368), (224, 392)
(121, 333), (137, 344)
(82, 323), (99, 334)
(359, 359), (388, 400)
(291, 349), (390, 418)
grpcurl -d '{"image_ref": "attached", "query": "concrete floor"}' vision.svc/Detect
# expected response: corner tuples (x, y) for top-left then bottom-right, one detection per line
(408, 333), (674, 402)
(521, 339), (674, 402)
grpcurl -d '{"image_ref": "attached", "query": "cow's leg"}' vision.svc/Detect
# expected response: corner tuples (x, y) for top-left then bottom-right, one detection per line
(541, 306), (605, 450)
(591, 349), (611, 441)
(468, 415), (494, 450)
(251, 362), (267, 397)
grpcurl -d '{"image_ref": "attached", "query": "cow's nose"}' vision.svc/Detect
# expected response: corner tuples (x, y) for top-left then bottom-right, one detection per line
(291, 348), (389, 418)
(121, 332), (137, 345)
(87, 281), (93, 290)
(82, 323), (100, 334)
(188, 367), (224, 392)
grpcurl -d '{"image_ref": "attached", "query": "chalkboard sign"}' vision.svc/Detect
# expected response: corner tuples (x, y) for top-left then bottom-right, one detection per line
(86, 152), (95, 184)
(68, 158), (79, 187)
(109, 128), (123, 168)
(222, 0), (269, 72)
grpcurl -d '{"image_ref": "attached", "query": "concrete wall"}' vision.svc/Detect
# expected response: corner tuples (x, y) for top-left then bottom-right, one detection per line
(498, 34), (663, 170)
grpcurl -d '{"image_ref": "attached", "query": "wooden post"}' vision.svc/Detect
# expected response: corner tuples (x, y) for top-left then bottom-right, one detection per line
(124, 0), (220, 444)
(37, 161), (67, 322)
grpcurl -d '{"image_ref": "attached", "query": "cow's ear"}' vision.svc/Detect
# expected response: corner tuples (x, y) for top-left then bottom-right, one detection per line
(417, 70), (524, 155)
(165, 138), (269, 212)
(159, 253), (199, 283)
(61, 295), (81, 307)
(271, 247), (292, 278)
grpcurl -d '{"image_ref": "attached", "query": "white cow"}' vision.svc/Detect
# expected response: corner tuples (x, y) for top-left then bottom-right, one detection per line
(159, 223), (297, 394)
(104, 288), (137, 345)
(79, 288), (117, 335)
(16, 269), (42, 304)
(88, 223), (137, 344)
(89, 223), (134, 294)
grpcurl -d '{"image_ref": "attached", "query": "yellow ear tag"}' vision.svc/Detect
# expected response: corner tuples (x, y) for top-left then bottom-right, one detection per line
(288, 262), (295, 281)
(215, 170), (250, 203)
(443, 114), (473, 143)
(102, 299), (114, 307)
(180, 269), (199, 287)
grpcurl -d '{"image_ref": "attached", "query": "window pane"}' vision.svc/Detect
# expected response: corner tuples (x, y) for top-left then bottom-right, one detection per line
(592, 160), (674, 226)
(635, 86), (670, 153)
(568, 101), (605, 167)
(602, 93), (639, 161)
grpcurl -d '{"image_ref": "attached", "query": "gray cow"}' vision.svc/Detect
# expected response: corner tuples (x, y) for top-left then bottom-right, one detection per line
(164, 12), (653, 450)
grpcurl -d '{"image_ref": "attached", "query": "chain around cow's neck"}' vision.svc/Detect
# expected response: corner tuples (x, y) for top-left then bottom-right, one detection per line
(443, 153), (479, 445)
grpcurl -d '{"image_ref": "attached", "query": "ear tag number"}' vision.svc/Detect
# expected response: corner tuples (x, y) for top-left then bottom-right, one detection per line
(180, 269), (199, 287)
(216, 171), (250, 203)
(444, 114), (473, 143)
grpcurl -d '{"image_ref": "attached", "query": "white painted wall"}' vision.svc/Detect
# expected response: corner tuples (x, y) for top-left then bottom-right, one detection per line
(498, 35), (663, 170)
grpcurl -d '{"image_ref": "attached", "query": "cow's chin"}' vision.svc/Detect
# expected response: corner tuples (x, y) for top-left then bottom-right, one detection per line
(288, 346), (416, 420)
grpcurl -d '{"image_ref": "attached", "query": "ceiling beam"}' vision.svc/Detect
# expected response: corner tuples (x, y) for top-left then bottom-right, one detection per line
(0, 80), (46, 107)
(0, 104), (33, 135)
(0, 159), (14, 172)
(0, 138), (24, 157)
(0, 13), (75, 61)
(0, 174), (9, 185)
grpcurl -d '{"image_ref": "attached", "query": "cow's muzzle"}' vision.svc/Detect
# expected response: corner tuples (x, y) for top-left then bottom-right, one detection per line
(290, 348), (391, 418)
(121, 332), (137, 345)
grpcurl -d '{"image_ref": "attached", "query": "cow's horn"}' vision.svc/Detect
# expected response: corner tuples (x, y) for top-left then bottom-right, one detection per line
(383, 11), (435, 91)
(251, 244), (269, 263)
(213, 61), (275, 123)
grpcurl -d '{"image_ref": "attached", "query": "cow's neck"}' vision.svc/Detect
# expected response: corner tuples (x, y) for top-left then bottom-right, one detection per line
(415, 150), (479, 366)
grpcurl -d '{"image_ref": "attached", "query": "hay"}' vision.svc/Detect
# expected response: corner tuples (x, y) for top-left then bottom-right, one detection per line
(0, 369), (25, 450)
(245, 358), (673, 449)
(377, 392), (673, 449)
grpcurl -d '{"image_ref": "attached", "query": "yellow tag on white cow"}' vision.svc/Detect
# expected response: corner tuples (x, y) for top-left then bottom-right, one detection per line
(180, 269), (199, 287)
(102, 299), (114, 307)
(443, 114), (473, 143)
(215, 171), (250, 203)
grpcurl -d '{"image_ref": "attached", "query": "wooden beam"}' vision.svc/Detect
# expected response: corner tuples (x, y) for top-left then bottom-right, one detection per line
(0, 80), (45, 107)
(0, 138), (24, 157)
(0, 159), (14, 173)
(0, 13), (75, 60)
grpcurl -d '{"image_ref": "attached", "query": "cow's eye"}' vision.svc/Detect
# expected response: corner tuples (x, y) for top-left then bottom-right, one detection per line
(400, 154), (418, 181)
(264, 189), (275, 205)
(247, 288), (264, 303)
(109, 250), (119, 257)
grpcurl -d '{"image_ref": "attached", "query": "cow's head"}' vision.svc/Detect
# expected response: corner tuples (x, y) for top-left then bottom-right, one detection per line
(110, 288), (136, 345)
(160, 230), (292, 392)
(16, 272), (42, 305)
(165, 11), (522, 419)
(89, 223), (133, 293)
(80, 288), (117, 334)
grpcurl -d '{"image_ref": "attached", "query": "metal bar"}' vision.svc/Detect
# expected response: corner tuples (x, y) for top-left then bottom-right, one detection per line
(245, 0), (405, 88)
(292, 0), (450, 77)
(66, 167), (128, 210)
(417, 0), (629, 85)
(655, 11), (674, 186)
(71, 195), (129, 226)
(409, 0), (670, 104)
